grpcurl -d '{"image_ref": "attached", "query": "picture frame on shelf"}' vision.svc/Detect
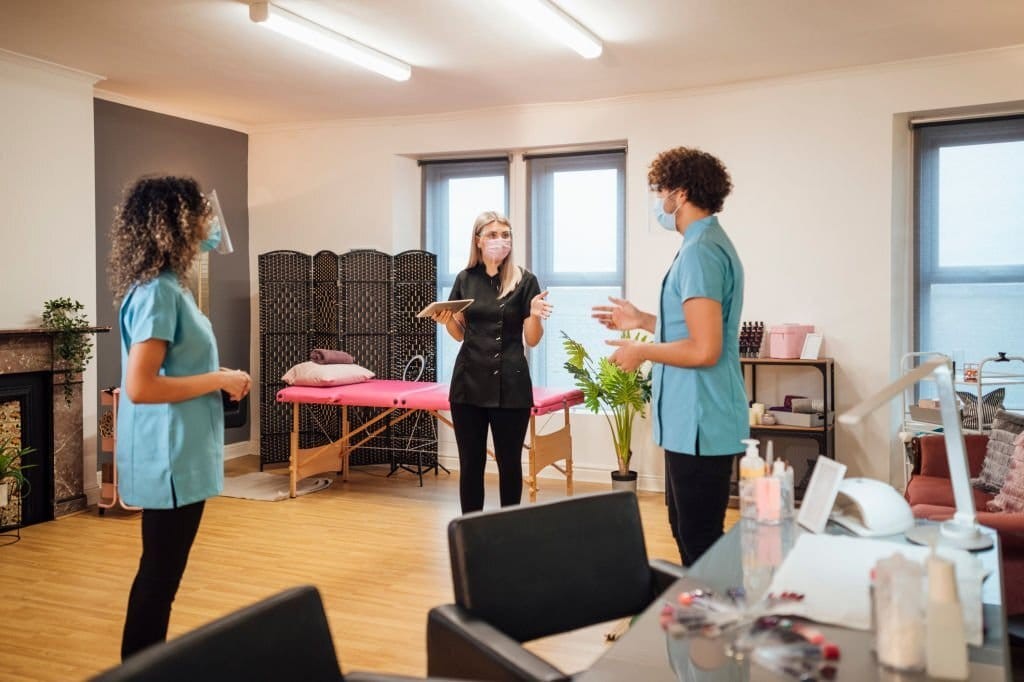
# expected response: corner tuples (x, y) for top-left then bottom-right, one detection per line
(800, 333), (823, 360)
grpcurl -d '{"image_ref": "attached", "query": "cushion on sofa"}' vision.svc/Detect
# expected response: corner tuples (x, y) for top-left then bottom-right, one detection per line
(987, 432), (1024, 513)
(917, 434), (990, 478)
(971, 410), (1024, 493)
(956, 388), (1005, 430)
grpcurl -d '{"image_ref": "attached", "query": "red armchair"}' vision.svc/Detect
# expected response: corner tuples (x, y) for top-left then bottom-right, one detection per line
(906, 434), (1024, 615)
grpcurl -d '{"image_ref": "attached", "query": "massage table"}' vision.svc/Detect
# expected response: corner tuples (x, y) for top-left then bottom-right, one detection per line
(276, 380), (584, 501)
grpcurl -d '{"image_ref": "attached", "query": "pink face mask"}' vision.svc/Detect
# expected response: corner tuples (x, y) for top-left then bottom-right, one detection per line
(482, 238), (511, 261)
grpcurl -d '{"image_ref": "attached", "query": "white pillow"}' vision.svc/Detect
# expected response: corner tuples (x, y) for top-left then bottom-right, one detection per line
(281, 361), (374, 387)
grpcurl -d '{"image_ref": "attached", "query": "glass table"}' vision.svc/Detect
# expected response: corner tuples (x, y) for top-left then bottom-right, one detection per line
(579, 520), (1010, 681)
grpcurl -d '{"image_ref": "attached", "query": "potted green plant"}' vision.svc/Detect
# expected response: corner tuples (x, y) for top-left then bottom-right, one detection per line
(41, 297), (95, 406)
(562, 331), (652, 490)
(0, 437), (34, 509)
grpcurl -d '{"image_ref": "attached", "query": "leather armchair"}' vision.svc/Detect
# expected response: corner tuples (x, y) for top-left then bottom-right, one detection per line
(91, 585), (442, 682)
(907, 435), (1024, 615)
(426, 491), (686, 681)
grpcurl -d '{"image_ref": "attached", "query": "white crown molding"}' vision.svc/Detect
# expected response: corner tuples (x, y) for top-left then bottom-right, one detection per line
(249, 42), (1024, 134)
(93, 88), (251, 134)
(0, 48), (104, 85)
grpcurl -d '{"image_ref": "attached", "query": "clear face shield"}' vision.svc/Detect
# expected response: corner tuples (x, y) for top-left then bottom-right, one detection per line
(207, 189), (234, 255)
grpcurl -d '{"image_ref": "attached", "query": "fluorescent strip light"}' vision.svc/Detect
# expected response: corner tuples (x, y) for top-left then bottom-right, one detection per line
(249, 1), (411, 82)
(512, 0), (603, 59)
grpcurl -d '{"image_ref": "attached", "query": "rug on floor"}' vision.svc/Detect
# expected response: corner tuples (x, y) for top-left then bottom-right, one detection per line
(220, 472), (332, 501)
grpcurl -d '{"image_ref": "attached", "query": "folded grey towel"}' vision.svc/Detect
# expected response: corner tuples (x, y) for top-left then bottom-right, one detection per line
(993, 409), (1024, 433)
(988, 439), (1015, 458)
(310, 348), (354, 365)
(990, 428), (1019, 445)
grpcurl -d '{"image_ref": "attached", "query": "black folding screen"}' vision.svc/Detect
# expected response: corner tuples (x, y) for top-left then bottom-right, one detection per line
(258, 249), (437, 470)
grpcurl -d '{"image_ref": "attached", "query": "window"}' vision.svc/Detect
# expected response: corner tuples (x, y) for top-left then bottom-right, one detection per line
(422, 150), (626, 389)
(528, 151), (626, 388)
(422, 158), (509, 382)
(914, 115), (1024, 407)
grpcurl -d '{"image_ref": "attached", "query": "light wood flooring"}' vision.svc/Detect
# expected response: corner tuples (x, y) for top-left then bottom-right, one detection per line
(0, 457), (737, 681)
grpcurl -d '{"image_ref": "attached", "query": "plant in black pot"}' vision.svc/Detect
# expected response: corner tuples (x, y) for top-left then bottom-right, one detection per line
(0, 436), (35, 509)
(562, 331), (652, 491)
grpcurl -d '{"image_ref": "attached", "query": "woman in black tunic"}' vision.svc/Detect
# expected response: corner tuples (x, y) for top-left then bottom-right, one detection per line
(431, 211), (552, 513)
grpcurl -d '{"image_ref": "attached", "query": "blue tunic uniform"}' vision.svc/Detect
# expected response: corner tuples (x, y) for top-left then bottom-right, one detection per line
(116, 271), (223, 508)
(652, 215), (749, 455)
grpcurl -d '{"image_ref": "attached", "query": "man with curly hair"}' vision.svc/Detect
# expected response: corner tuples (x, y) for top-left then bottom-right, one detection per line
(109, 175), (251, 659)
(593, 147), (748, 565)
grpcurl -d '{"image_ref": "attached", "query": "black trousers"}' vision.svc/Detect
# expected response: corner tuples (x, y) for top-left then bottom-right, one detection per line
(121, 500), (206, 660)
(450, 403), (531, 514)
(665, 444), (737, 567)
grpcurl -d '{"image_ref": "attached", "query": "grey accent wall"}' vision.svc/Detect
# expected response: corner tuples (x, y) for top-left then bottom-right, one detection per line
(94, 99), (250, 444)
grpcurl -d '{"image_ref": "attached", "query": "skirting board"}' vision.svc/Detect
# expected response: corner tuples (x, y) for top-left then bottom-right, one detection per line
(224, 440), (253, 461)
(436, 454), (665, 493)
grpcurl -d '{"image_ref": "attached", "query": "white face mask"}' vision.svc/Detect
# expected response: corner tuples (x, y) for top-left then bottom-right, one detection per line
(652, 192), (680, 231)
(482, 238), (511, 261)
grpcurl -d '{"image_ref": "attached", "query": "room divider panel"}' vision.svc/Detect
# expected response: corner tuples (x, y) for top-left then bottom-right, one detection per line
(258, 249), (438, 471)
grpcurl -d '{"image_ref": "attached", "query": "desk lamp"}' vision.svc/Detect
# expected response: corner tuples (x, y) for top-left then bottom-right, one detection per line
(839, 357), (992, 550)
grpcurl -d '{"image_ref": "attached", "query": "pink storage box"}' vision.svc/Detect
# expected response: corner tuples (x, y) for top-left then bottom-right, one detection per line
(768, 324), (815, 359)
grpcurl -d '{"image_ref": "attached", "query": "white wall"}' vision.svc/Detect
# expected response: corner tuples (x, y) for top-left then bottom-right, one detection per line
(249, 46), (1024, 489)
(0, 51), (102, 501)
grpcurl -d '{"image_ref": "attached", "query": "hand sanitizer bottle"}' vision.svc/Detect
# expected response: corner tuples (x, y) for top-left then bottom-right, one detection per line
(739, 439), (764, 520)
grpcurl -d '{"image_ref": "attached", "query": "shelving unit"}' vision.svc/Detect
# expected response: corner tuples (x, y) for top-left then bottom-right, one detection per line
(900, 351), (1024, 436)
(97, 388), (140, 515)
(741, 357), (836, 497)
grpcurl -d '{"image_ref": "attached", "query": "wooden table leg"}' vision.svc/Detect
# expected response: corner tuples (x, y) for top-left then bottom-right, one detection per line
(528, 415), (539, 503)
(289, 403), (299, 498)
(563, 403), (573, 497)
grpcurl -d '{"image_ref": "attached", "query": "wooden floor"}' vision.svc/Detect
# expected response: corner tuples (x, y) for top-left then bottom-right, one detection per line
(0, 457), (737, 681)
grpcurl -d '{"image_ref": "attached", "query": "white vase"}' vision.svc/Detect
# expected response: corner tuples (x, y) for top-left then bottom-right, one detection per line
(0, 480), (9, 508)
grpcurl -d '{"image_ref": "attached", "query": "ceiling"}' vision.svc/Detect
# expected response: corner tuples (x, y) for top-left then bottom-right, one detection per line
(3, 0), (1024, 128)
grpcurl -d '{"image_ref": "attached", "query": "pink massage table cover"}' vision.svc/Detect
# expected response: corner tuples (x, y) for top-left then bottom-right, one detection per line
(277, 380), (583, 415)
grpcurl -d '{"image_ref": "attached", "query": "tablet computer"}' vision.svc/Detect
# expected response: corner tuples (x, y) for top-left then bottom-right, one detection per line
(416, 299), (474, 318)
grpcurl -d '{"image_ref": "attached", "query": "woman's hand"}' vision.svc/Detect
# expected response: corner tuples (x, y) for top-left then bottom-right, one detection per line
(605, 338), (646, 373)
(221, 369), (251, 402)
(530, 291), (553, 320)
(592, 296), (642, 331)
(430, 309), (454, 326)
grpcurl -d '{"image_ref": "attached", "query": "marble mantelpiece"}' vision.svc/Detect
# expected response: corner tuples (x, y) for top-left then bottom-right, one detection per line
(0, 327), (109, 519)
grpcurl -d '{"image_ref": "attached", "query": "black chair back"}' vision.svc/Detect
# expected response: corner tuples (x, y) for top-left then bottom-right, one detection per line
(447, 491), (654, 642)
(91, 585), (343, 682)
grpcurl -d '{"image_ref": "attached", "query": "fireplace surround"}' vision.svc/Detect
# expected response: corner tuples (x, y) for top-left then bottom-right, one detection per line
(0, 327), (107, 526)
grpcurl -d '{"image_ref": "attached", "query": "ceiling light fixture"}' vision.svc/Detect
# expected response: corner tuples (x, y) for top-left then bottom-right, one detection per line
(249, 1), (411, 82)
(512, 0), (603, 59)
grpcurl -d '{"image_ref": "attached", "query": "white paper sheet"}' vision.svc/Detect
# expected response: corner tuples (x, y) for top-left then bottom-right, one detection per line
(764, 533), (986, 645)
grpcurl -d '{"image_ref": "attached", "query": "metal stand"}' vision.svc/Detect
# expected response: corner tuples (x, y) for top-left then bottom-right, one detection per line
(386, 355), (449, 486)
(0, 522), (20, 546)
(1, 479), (23, 544)
(98, 389), (141, 516)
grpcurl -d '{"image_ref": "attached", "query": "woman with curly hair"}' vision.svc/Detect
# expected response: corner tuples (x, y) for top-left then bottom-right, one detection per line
(592, 147), (748, 566)
(109, 175), (251, 659)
